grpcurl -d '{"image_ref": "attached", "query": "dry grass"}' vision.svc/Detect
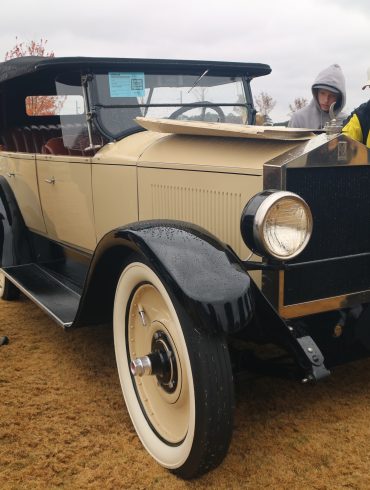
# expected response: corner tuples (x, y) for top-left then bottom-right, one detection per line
(1, 296), (370, 489)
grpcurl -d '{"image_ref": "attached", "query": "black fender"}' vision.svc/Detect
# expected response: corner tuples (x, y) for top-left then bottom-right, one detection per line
(74, 220), (254, 334)
(0, 176), (33, 267)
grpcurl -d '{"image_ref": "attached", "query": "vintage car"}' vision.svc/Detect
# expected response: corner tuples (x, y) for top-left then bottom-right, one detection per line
(0, 56), (369, 479)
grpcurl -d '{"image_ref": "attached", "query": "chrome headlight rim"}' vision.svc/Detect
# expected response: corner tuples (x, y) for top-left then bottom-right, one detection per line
(241, 190), (313, 261)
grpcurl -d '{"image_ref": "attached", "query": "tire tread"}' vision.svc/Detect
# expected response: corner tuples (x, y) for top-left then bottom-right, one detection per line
(172, 328), (234, 479)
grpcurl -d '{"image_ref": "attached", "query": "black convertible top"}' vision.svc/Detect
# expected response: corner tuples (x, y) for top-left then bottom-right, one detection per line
(0, 56), (271, 84)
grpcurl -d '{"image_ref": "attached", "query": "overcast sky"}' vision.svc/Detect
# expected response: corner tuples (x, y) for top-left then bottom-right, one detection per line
(1, 0), (369, 122)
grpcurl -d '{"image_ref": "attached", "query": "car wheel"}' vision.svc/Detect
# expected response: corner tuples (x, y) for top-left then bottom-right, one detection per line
(113, 260), (234, 479)
(0, 271), (19, 301)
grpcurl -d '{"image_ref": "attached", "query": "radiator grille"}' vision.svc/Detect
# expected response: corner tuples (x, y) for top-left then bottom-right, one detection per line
(150, 184), (244, 254)
(284, 165), (370, 304)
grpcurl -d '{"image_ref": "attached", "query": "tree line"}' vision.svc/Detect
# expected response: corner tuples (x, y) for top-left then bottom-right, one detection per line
(255, 91), (308, 125)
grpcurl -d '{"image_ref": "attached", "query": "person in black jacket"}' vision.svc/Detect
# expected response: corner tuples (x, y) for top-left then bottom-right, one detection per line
(342, 68), (370, 148)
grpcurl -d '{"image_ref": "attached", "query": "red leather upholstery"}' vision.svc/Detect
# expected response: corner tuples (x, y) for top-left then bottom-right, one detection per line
(1, 124), (105, 155)
(41, 137), (69, 155)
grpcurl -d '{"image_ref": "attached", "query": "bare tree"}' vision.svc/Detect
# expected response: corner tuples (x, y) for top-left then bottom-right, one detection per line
(254, 92), (276, 116)
(288, 97), (308, 116)
(254, 92), (276, 125)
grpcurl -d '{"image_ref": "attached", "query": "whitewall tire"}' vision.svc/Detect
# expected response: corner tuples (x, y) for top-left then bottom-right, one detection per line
(113, 260), (234, 478)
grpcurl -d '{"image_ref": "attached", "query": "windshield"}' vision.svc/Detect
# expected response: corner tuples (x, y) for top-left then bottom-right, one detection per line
(89, 71), (249, 139)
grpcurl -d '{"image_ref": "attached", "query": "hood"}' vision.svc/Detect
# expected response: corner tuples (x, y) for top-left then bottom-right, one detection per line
(94, 123), (305, 175)
(311, 64), (346, 113)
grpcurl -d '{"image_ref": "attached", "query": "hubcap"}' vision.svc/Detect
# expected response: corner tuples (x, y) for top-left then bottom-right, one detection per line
(151, 330), (178, 393)
(130, 330), (178, 392)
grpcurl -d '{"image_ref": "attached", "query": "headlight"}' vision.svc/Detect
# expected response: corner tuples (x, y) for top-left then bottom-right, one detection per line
(240, 190), (313, 260)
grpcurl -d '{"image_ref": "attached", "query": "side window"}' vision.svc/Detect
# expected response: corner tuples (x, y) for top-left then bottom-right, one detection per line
(25, 95), (84, 116)
(20, 90), (89, 154)
(0, 75), (100, 155)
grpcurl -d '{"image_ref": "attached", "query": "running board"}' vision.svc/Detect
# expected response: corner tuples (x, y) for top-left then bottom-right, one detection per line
(1, 264), (81, 328)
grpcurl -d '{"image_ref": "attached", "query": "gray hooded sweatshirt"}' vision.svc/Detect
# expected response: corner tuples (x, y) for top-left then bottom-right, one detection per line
(288, 64), (347, 129)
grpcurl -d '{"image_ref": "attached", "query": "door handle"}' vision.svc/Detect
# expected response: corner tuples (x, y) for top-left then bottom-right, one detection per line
(44, 177), (55, 184)
(6, 172), (15, 178)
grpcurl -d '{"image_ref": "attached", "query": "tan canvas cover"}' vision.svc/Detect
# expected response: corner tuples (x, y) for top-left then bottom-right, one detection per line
(136, 117), (317, 141)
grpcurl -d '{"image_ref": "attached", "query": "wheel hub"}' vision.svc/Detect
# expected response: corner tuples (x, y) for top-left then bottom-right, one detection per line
(130, 330), (178, 394)
(152, 330), (178, 393)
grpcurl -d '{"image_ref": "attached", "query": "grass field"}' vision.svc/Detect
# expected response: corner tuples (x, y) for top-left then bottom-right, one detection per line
(1, 295), (370, 489)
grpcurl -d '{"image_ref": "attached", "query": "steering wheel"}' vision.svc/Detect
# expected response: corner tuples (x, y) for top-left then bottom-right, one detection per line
(169, 102), (226, 122)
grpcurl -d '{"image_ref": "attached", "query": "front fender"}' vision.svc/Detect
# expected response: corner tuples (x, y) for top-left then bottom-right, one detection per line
(74, 220), (254, 334)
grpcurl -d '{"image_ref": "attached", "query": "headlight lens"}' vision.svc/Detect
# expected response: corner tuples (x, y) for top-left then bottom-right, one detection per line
(240, 191), (313, 260)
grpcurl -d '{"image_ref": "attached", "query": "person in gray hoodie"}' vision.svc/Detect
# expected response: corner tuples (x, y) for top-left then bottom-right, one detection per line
(288, 64), (347, 129)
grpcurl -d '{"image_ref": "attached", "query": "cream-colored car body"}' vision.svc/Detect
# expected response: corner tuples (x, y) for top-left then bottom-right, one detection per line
(0, 151), (46, 233)
(0, 121), (309, 279)
(0, 118), (318, 318)
(69, 125), (300, 253)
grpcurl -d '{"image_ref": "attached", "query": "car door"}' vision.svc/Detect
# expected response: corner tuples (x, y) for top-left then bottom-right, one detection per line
(37, 153), (96, 251)
(0, 151), (47, 234)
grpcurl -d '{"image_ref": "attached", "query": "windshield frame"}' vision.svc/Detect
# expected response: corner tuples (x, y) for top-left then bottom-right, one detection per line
(86, 70), (255, 141)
